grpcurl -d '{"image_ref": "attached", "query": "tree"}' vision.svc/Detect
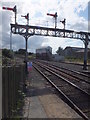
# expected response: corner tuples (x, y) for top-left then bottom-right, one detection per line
(2, 49), (13, 58)
(15, 49), (26, 55)
(28, 52), (33, 55)
(56, 47), (63, 55)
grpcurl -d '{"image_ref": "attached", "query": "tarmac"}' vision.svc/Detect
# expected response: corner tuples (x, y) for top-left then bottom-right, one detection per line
(22, 66), (82, 118)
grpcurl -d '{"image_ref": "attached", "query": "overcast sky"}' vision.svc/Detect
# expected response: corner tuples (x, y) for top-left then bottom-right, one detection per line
(0, 0), (90, 53)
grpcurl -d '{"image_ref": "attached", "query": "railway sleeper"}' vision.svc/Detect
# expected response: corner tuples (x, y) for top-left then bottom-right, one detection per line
(67, 95), (89, 102)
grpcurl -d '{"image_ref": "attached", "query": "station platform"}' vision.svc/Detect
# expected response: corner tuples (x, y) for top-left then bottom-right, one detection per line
(22, 66), (82, 118)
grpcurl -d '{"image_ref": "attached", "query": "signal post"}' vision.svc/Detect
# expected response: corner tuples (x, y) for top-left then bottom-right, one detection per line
(47, 12), (58, 36)
(2, 6), (90, 71)
(21, 13), (30, 74)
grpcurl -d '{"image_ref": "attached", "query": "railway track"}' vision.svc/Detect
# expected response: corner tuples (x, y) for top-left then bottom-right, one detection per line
(37, 59), (90, 76)
(36, 60), (90, 95)
(33, 61), (90, 120)
(38, 60), (90, 78)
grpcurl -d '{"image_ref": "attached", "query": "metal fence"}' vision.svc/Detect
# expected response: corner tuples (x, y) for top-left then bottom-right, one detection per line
(2, 64), (26, 118)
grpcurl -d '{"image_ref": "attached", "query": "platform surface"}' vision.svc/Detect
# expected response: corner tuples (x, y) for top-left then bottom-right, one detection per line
(23, 66), (82, 118)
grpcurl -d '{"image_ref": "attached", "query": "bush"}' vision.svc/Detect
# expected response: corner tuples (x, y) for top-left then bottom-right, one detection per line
(2, 49), (13, 58)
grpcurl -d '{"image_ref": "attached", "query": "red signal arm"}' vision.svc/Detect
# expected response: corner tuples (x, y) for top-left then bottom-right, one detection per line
(47, 13), (56, 17)
(2, 7), (14, 11)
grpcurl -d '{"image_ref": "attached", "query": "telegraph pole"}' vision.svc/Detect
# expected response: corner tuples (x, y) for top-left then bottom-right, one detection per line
(10, 31), (12, 51)
(2, 5), (17, 51)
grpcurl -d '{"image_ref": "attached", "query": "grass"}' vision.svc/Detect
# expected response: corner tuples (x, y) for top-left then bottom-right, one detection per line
(65, 57), (90, 64)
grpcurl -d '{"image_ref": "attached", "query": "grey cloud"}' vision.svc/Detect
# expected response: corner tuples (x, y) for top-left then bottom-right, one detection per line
(28, 36), (48, 53)
(11, 35), (48, 52)
(11, 35), (25, 50)
(2, 11), (12, 49)
(1, 1), (89, 53)
(1, 2), (48, 52)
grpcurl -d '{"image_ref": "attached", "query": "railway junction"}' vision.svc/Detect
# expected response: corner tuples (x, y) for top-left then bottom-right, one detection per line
(2, 5), (90, 120)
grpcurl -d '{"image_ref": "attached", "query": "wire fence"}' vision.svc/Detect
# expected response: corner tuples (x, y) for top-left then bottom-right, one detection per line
(2, 64), (26, 118)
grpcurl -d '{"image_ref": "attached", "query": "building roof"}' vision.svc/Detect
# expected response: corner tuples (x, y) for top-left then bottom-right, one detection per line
(64, 46), (90, 53)
(64, 46), (84, 50)
(36, 46), (52, 50)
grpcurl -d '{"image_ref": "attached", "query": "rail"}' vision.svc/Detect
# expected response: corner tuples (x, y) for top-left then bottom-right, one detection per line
(33, 62), (90, 120)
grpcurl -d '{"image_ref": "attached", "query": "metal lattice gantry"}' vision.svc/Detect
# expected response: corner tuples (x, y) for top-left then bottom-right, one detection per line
(11, 24), (90, 41)
(2, 4), (90, 71)
(10, 23), (90, 70)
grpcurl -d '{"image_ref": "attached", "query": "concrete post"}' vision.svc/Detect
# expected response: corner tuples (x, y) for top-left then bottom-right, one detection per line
(10, 31), (12, 51)
(25, 36), (28, 74)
